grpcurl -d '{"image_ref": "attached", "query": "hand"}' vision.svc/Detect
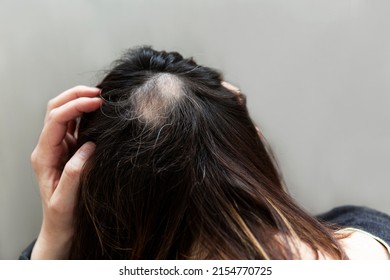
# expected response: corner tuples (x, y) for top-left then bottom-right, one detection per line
(30, 86), (102, 259)
(221, 81), (240, 94)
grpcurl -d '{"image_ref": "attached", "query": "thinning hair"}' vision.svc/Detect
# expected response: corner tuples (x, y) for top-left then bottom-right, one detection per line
(70, 46), (346, 259)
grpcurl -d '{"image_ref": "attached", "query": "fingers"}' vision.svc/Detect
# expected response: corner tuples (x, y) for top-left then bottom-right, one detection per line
(30, 87), (101, 260)
(51, 142), (96, 210)
(67, 119), (77, 135)
(41, 97), (102, 149)
(221, 81), (241, 94)
(46, 86), (100, 116)
(33, 142), (96, 261)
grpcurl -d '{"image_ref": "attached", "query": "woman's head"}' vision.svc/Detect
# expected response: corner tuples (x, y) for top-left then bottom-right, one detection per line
(71, 46), (345, 259)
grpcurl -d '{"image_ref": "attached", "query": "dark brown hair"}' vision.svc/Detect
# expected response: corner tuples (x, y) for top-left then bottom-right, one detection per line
(70, 46), (345, 259)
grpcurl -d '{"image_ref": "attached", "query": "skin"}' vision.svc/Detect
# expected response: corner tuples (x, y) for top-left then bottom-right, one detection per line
(29, 83), (389, 259)
(30, 86), (102, 259)
(29, 82), (239, 259)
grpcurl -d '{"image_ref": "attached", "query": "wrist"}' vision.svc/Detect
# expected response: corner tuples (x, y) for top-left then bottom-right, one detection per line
(31, 225), (73, 259)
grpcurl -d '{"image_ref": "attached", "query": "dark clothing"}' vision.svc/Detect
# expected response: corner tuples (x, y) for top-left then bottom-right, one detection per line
(316, 205), (390, 246)
(19, 205), (390, 259)
(19, 239), (36, 260)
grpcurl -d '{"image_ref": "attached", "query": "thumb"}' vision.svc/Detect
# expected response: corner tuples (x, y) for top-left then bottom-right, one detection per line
(51, 142), (96, 207)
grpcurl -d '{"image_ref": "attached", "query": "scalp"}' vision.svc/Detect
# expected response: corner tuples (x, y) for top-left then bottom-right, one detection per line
(131, 73), (184, 126)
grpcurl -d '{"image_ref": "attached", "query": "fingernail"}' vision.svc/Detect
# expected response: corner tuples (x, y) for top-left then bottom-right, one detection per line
(78, 142), (96, 159)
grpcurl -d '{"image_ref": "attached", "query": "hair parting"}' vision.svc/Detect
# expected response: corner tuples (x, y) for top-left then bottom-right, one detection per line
(69, 46), (347, 259)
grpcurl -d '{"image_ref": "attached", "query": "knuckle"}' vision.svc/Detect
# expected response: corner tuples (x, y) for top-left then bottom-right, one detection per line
(47, 108), (59, 121)
(30, 150), (37, 163)
(30, 149), (39, 168)
(47, 99), (56, 110)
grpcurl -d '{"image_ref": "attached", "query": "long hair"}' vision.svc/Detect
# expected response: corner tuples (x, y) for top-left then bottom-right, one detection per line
(70, 46), (345, 259)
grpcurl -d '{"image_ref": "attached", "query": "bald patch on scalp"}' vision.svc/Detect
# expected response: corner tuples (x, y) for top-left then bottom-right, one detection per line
(131, 73), (184, 125)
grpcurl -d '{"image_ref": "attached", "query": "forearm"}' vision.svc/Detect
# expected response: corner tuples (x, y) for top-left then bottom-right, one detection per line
(31, 228), (73, 259)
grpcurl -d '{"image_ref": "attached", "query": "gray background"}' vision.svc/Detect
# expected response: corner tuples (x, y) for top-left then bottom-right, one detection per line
(1, 0), (389, 259)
